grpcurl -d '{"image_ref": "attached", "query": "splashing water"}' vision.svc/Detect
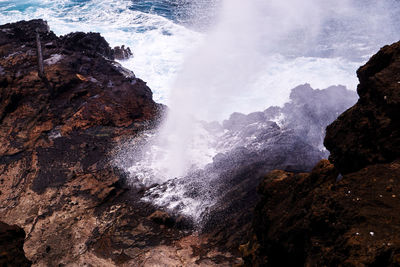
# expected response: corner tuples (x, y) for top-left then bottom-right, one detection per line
(2, 0), (399, 223)
(115, 0), (400, 223)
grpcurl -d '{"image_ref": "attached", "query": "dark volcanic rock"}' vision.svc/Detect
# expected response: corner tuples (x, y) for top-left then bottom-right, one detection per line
(0, 19), (182, 266)
(0, 221), (31, 266)
(61, 32), (114, 59)
(325, 41), (400, 174)
(0, 19), (240, 266)
(113, 45), (133, 60)
(244, 41), (400, 266)
(243, 160), (400, 266)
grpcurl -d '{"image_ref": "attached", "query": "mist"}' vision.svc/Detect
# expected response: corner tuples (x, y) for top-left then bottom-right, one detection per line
(146, 0), (399, 181)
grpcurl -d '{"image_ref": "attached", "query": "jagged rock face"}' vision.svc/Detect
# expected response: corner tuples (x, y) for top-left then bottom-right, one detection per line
(325, 41), (400, 174)
(0, 20), (242, 267)
(243, 159), (400, 266)
(244, 41), (400, 266)
(60, 32), (115, 59)
(113, 45), (133, 60)
(0, 19), (174, 266)
(0, 222), (31, 266)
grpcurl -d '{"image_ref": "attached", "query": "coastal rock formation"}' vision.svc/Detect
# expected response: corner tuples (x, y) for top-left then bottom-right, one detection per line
(244, 41), (400, 266)
(113, 45), (133, 60)
(325, 42), (400, 174)
(0, 19), (244, 267)
(0, 19), (246, 266)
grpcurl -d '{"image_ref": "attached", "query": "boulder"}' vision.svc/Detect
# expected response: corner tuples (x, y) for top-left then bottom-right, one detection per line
(113, 45), (133, 60)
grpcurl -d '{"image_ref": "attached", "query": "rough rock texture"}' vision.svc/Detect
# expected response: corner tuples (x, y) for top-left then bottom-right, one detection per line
(0, 221), (31, 266)
(113, 45), (133, 60)
(243, 160), (400, 266)
(243, 41), (400, 266)
(325, 42), (400, 174)
(0, 20), (239, 266)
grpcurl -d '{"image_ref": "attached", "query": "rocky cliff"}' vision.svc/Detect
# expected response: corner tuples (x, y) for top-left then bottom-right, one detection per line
(0, 19), (224, 266)
(325, 42), (400, 174)
(243, 40), (400, 266)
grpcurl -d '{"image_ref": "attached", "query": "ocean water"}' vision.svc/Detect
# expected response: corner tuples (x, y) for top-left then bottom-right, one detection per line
(2, 0), (400, 222)
(1, 0), (399, 116)
(0, 0), (207, 102)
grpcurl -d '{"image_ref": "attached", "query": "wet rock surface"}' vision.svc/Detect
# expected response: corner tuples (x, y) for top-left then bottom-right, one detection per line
(113, 45), (133, 60)
(3, 18), (397, 267)
(142, 84), (357, 254)
(244, 41), (400, 266)
(0, 20), (238, 266)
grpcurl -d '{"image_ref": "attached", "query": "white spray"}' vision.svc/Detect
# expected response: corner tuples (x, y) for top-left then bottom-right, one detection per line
(144, 0), (399, 183)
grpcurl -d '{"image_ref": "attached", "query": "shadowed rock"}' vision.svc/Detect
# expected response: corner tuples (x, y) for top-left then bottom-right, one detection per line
(113, 45), (133, 60)
(325, 41), (400, 174)
(244, 40), (400, 266)
(0, 222), (31, 266)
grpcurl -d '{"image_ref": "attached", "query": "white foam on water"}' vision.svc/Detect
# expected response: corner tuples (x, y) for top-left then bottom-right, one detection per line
(119, 0), (400, 222)
(0, 0), (203, 103)
(3, 0), (400, 222)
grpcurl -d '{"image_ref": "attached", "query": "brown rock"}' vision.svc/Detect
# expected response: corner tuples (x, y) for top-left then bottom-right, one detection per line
(0, 19), (164, 266)
(244, 159), (400, 266)
(324, 41), (400, 174)
(148, 210), (175, 227)
(0, 19), (237, 266)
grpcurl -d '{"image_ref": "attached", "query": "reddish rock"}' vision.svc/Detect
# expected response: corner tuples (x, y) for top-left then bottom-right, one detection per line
(0, 19), (239, 266)
(0, 19), (171, 266)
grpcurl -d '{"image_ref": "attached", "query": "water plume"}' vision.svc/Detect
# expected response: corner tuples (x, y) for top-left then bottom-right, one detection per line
(150, 0), (399, 184)
(116, 0), (400, 223)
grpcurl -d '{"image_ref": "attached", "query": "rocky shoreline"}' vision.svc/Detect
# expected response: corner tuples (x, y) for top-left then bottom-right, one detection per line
(1, 19), (399, 266)
(0, 19), (239, 266)
(242, 40), (400, 266)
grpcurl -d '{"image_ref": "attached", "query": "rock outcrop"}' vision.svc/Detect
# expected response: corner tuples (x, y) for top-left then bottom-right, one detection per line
(113, 45), (133, 60)
(0, 19), (247, 266)
(0, 19), (245, 267)
(243, 41), (400, 266)
(325, 42), (400, 174)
